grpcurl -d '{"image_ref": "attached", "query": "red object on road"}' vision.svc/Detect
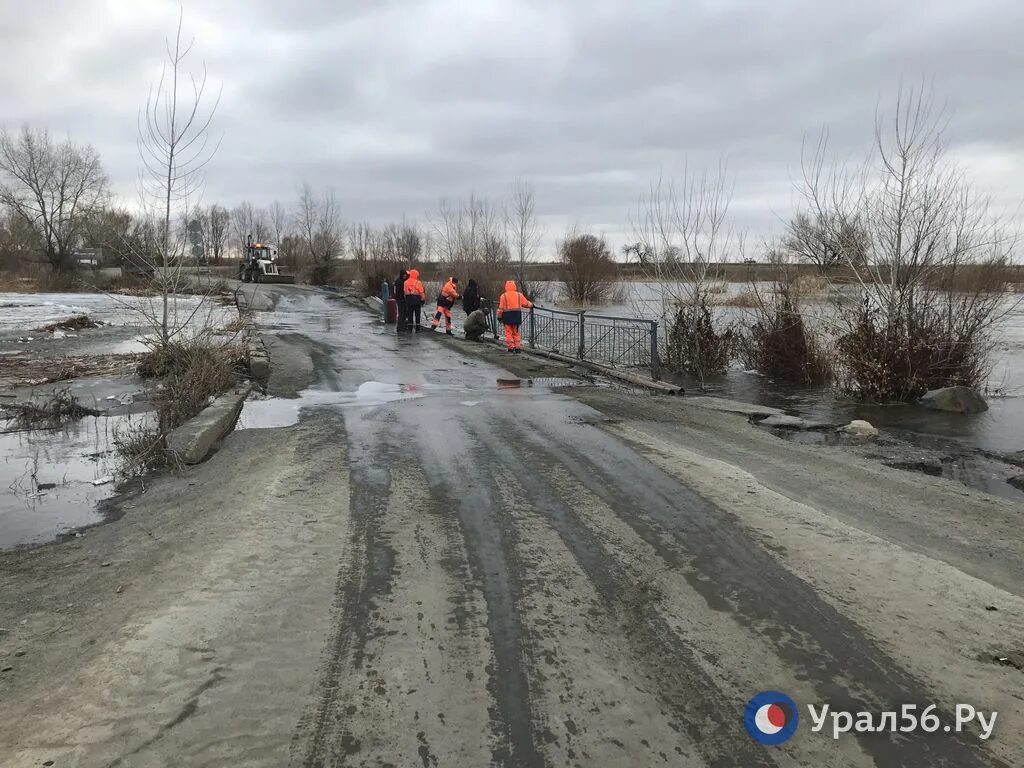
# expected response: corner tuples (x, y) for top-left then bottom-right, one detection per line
(386, 297), (398, 324)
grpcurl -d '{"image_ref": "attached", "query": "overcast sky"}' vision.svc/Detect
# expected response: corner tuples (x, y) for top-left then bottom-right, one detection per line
(2, 0), (1022, 255)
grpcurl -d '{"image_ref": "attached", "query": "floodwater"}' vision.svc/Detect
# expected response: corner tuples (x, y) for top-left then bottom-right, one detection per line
(0, 291), (237, 334)
(542, 280), (1024, 457)
(0, 412), (152, 549)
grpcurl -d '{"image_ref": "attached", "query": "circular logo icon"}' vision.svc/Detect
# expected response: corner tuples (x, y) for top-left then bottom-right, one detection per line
(744, 691), (799, 745)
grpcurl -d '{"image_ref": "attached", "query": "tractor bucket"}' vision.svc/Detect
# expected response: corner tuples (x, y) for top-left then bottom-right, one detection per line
(260, 274), (296, 284)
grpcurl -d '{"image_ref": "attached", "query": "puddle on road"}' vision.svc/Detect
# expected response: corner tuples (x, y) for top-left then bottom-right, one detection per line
(239, 376), (587, 430)
(0, 413), (153, 549)
(239, 382), (427, 429)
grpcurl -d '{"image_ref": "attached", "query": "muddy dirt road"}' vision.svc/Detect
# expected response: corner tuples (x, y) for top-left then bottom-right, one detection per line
(2, 289), (1022, 767)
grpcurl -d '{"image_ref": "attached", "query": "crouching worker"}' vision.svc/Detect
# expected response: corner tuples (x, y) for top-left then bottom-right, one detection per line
(431, 276), (460, 334)
(403, 269), (426, 330)
(463, 309), (488, 342)
(497, 280), (533, 353)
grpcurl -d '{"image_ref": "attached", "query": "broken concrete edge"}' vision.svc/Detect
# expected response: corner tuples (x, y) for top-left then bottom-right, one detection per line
(234, 286), (275, 312)
(166, 384), (252, 465)
(248, 334), (270, 384)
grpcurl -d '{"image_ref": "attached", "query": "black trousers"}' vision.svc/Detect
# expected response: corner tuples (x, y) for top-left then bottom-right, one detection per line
(407, 299), (423, 328)
(396, 298), (409, 330)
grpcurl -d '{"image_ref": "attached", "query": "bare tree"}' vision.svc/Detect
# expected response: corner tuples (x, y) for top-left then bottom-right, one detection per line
(429, 194), (510, 299)
(799, 84), (1019, 399)
(0, 127), (108, 271)
(558, 229), (619, 304)
(296, 182), (344, 285)
(0, 206), (42, 270)
(134, 9), (221, 349)
(268, 200), (290, 246)
(780, 210), (867, 272)
(207, 203), (230, 264)
(507, 180), (543, 287)
(230, 201), (269, 252)
(633, 165), (741, 384)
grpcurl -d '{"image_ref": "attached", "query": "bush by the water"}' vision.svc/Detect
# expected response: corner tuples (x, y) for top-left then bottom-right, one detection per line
(836, 298), (991, 401)
(138, 341), (244, 431)
(739, 288), (832, 385)
(664, 295), (735, 383)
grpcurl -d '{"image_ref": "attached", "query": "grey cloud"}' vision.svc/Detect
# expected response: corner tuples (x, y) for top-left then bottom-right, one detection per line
(0, 0), (1021, 253)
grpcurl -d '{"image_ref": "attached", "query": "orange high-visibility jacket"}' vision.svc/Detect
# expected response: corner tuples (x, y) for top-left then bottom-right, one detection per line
(497, 280), (533, 325)
(438, 277), (460, 307)
(403, 269), (426, 301)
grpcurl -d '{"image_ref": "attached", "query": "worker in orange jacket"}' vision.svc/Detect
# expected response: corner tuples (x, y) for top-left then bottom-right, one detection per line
(431, 277), (461, 335)
(497, 280), (533, 353)
(403, 268), (426, 331)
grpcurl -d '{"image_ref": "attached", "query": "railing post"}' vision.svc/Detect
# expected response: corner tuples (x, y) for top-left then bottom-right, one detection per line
(577, 311), (586, 360)
(528, 306), (536, 348)
(650, 320), (661, 380)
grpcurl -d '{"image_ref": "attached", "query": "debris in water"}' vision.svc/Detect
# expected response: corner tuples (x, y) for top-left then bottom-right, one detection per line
(92, 476), (114, 486)
(37, 314), (102, 333)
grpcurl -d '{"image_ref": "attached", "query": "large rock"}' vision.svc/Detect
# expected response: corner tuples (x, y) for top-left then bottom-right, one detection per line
(840, 419), (878, 439)
(463, 310), (488, 342)
(1008, 475), (1024, 492)
(919, 386), (989, 414)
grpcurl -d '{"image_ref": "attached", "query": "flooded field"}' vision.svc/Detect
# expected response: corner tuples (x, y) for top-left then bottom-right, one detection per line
(0, 291), (237, 333)
(1, 290), (237, 549)
(541, 280), (1024, 458)
(0, 412), (155, 548)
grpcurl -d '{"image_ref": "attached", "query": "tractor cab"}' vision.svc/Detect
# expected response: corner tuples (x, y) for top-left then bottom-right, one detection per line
(239, 235), (292, 283)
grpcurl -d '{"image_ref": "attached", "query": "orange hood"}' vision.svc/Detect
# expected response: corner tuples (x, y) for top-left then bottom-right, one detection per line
(504, 280), (517, 293)
(408, 269), (420, 280)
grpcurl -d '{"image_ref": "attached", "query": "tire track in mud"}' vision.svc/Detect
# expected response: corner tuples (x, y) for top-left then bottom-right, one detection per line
(296, 404), (515, 767)
(511, 410), (1009, 768)
(412, 412), (549, 768)
(295, 409), (399, 767)
(469, 414), (775, 768)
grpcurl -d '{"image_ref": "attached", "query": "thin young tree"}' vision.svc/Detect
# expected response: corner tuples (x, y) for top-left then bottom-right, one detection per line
(633, 164), (741, 384)
(135, 10), (221, 349)
(507, 180), (543, 293)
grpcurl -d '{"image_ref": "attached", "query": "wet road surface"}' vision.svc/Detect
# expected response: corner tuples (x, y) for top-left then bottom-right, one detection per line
(258, 295), (1018, 767)
(2, 290), (1020, 768)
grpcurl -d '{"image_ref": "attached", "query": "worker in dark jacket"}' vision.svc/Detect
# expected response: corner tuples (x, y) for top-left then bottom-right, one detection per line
(462, 279), (481, 315)
(393, 270), (409, 331)
(497, 280), (533, 353)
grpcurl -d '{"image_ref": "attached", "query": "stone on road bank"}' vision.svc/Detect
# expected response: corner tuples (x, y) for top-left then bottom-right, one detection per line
(841, 419), (879, 439)
(919, 385), (989, 414)
(167, 385), (251, 465)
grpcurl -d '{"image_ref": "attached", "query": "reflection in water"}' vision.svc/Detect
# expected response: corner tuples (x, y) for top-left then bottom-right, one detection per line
(0, 413), (153, 549)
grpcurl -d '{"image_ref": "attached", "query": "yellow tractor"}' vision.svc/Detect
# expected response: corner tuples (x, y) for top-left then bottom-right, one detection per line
(238, 235), (295, 284)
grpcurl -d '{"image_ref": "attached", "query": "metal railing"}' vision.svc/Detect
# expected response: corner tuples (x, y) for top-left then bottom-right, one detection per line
(487, 304), (661, 380)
